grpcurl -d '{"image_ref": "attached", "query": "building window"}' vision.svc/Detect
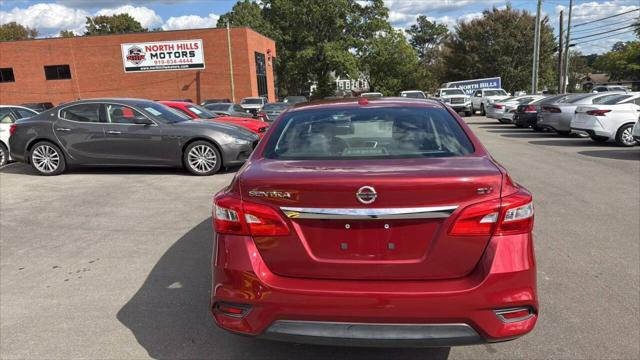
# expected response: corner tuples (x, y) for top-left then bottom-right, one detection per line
(44, 65), (72, 80)
(0, 68), (15, 83)
(254, 52), (268, 98)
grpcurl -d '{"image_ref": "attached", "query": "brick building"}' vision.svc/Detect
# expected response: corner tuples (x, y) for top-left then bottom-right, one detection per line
(0, 27), (276, 105)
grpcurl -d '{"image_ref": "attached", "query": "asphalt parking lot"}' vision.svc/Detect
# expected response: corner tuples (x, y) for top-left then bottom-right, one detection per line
(1, 116), (638, 360)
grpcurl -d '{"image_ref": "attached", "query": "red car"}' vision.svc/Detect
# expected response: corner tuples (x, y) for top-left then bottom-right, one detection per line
(212, 98), (537, 347)
(159, 101), (269, 138)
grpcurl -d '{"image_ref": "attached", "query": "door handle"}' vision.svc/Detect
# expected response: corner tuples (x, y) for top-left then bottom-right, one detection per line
(107, 130), (122, 135)
(55, 127), (71, 132)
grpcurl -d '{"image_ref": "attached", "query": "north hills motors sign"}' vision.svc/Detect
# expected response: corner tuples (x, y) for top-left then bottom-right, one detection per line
(121, 39), (205, 72)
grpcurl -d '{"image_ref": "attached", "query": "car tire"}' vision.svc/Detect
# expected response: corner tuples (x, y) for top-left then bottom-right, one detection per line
(480, 104), (486, 116)
(589, 135), (608, 143)
(183, 141), (222, 176)
(464, 111), (472, 117)
(615, 124), (637, 147)
(0, 142), (8, 167)
(29, 141), (66, 176)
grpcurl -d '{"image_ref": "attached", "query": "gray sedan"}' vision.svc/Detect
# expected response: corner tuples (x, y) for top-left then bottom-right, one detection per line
(9, 98), (259, 176)
(204, 103), (253, 118)
(536, 92), (626, 135)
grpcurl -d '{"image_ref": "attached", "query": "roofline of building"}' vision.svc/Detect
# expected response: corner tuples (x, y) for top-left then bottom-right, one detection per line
(0, 26), (276, 44)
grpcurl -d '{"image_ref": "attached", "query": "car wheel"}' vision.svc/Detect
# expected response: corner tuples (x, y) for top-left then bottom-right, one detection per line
(470, 104), (475, 115)
(464, 111), (472, 117)
(480, 104), (486, 116)
(589, 135), (608, 143)
(184, 141), (222, 176)
(615, 124), (637, 147)
(30, 141), (66, 176)
(0, 143), (8, 167)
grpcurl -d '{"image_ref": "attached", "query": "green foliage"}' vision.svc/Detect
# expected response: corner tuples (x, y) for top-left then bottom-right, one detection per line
(406, 16), (448, 62)
(0, 22), (38, 41)
(443, 5), (556, 93)
(59, 30), (75, 38)
(359, 29), (419, 95)
(593, 41), (640, 81)
(85, 13), (147, 35)
(216, 0), (274, 37)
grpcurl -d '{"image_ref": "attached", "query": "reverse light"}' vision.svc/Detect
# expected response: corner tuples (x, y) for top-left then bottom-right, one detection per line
(586, 109), (611, 116)
(214, 194), (290, 236)
(449, 190), (534, 236)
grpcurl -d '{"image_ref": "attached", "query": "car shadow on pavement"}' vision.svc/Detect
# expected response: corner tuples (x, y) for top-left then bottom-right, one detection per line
(528, 139), (615, 147)
(499, 132), (558, 139)
(116, 218), (452, 360)
(578, 149), (640, 161)
(0, 163), (240, 176)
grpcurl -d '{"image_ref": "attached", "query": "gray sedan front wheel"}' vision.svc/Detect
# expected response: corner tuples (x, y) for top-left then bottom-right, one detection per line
(183, 141), (222, 176)
(0, 143), (8, 167)
(616, 124), (637, 147)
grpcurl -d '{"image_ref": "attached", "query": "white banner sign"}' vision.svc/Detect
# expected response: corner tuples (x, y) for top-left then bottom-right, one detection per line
(121, 39), (205, 73)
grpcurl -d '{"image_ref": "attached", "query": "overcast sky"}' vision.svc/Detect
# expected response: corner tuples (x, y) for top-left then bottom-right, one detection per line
(1, 0), (638, 54)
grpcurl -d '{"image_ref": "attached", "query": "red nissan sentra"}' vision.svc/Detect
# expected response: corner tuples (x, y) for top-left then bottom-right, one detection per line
(212, 97), (537, 347)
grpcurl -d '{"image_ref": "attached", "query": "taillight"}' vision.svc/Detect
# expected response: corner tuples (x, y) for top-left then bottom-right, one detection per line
(449, 190), (533, 236)
(586, 109), (611, 116)
(214, 194), (290, 236)
(493, 104), (504, 109)
(542, 106), (560, 113)
(256, 112), (267, 120)
(9, 124), (17, 135)
(523, 105), (537, 113)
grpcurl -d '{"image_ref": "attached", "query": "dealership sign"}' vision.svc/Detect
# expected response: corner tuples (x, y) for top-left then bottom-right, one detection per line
(121, 39), (205, 72)
(443, 77), (502, 96)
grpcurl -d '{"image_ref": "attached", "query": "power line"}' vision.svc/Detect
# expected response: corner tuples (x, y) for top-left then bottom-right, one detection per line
(572, 29), (637, 45)
(572, 24), (637, 41)
(571, 16), (638, 34)
(572, 8), (639, 27)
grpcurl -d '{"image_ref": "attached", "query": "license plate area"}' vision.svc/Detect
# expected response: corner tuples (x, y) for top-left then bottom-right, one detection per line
(294, 219), (441, 261)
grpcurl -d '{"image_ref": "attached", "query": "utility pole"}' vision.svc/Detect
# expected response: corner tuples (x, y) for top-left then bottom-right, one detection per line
(557, 10), (564, 94)
(562, 0), (573, 93)
(226, 20), (236, 103)
(531, 0), (542, 95)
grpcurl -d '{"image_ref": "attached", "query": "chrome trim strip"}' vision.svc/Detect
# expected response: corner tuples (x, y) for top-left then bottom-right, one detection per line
(280, 205), (458, 220)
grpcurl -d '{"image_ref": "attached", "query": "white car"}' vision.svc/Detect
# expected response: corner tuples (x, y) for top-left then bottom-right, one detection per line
(433, 88), (472, 116)
(632, 119), (640, 143)
(471, 88), (510, 116)
(571, 93), (640, 146)
(240, 97), (267, 114)
(399, 90), (426, 99)
(486, 95), (546, 123)
(0, 105), (39, 166)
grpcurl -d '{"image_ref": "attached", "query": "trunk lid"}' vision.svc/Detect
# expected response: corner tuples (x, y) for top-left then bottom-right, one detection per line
(239, 157), (503, 280)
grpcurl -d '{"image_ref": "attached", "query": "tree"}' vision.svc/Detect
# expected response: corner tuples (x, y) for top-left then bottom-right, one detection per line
(0, 22), (38, 41)
(406, 16), (448, 63)
(443, 5), (556, 93)
(593, 41), (640, 81)
(216, 0), (273, 37)
(59, 30), (75, 38)
(359, 29), (419, 95)
(85, 13), (147, 35)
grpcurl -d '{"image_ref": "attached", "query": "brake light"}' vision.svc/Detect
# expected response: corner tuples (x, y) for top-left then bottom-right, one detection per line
(449, 190), (533, 236)
(9, 124), (17, 135)
(214, 194), (290, 236)
(523, 105), (537, 113)
(542, 106), (561, 113)
(586, 109), (611, 116)
(493, 104), (504, 109)
(256, 112), (267, 120)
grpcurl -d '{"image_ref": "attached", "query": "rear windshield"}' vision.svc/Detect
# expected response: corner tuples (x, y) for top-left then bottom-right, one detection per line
(263, 103), (290, 111)
(186, 104), (216, 118)
(242, 98), (262, 105)
(485, 90), (508, 96)
(402, 92), (426, 99)
(601, 95), (632, 104)
(205, 104), (230, 111)
(264, 107), (474, 160)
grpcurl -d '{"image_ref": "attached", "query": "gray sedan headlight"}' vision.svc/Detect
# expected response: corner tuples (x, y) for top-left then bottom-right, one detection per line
(234, 138), (252, 145)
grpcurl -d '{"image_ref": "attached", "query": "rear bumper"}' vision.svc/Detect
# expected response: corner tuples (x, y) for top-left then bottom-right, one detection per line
(211, 232), (538, 346)
(513, 113), (538, 126)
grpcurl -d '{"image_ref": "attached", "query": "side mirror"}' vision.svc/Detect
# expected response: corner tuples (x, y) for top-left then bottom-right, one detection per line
(133, 116), (153, 125)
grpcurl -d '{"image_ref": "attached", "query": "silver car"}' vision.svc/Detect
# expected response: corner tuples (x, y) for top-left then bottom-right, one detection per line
(486, 95), (546, 123)
(536, 93), (625, 135)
